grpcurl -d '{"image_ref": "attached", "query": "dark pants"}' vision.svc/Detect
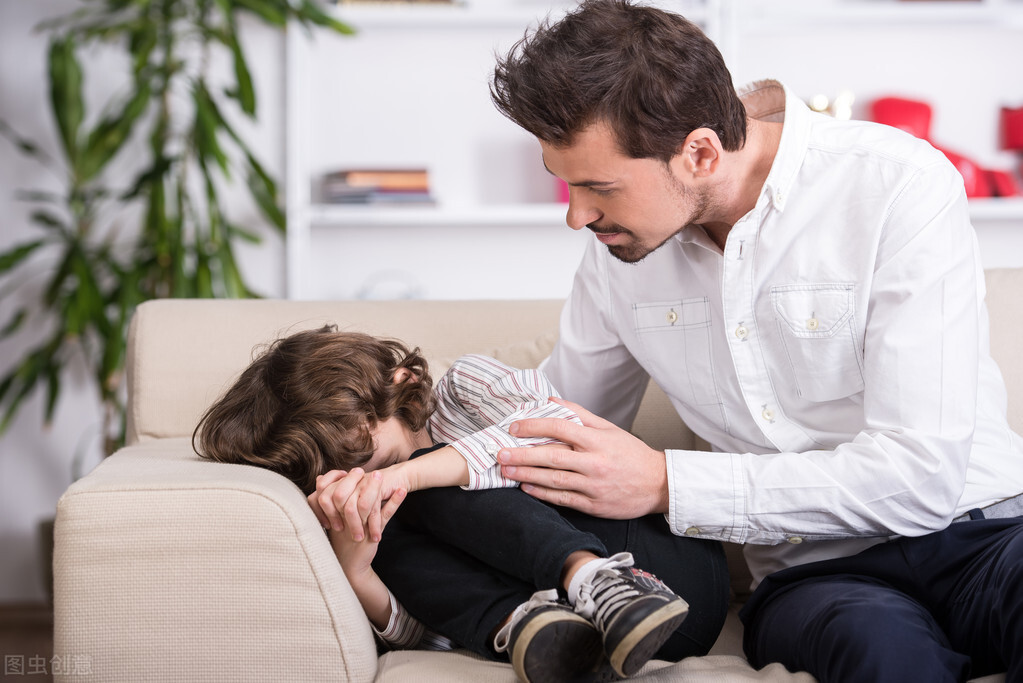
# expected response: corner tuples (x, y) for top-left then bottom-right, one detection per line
(373, 481), (729, 660)
(740, 517), (1023, 683)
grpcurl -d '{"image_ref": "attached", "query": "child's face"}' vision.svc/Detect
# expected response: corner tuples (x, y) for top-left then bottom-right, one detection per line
(362, 417), (423, 471)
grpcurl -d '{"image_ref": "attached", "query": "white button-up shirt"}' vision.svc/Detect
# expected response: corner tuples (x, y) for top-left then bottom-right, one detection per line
(542, 80), (1023, 584)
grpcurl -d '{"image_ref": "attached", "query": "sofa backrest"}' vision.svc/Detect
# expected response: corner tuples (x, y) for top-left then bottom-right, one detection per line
(982, 268), (1023, 433)
(125, 268), (1023, 450)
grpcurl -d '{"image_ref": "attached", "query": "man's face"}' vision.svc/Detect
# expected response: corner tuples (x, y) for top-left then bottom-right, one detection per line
(541, 121), (708, 263)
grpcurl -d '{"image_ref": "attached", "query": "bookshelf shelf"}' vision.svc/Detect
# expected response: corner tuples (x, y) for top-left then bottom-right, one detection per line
(303, 199), (1023, 228)
(968, 198), (1023, 222)
(307, 202), (567, 227)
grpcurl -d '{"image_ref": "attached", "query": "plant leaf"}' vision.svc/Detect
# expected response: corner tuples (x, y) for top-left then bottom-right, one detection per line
(227, 29), (256, 116)
(227, 222), (262, 244)
(79, 82), (152, 182)
(43, 363), (61, 424)
(193, 84), (230, 176)
(0, 309), (29, 339)
(231, 0), (287, 27)
(245, 157), (285, 231)
(128, 22), (158, 76)
(29, 210), (69, 234)
(0, 240), (45, 274)
(47, 36), (84, 167)
(296, 0), (355, 35)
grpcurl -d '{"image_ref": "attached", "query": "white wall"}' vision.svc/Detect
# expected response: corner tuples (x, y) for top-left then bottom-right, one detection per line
(2, 0), (1022, 602)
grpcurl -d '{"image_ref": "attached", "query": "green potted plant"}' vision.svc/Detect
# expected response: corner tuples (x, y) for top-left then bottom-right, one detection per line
(0, 0), (352, 458)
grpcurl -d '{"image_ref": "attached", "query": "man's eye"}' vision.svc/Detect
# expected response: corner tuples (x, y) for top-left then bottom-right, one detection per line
(589, 187), (613, 197)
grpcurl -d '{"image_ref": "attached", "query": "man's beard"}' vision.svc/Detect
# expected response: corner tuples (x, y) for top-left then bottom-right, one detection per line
(590, 224), (682, 264)
(594, 172), (709, 264)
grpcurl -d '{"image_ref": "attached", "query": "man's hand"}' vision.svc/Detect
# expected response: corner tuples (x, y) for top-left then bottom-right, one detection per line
(498, 397), (669, 519)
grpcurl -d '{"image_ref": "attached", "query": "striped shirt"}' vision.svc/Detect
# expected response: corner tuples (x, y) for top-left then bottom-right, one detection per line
(372, 354), (582, 650)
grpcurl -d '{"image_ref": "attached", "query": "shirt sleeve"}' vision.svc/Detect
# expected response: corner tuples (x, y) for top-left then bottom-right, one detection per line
(429, 354), (583, 490)
(372, 589), (425, 650)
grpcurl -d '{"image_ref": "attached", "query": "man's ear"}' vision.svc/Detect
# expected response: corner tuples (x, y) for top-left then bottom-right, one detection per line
(675, 127), (722, 178)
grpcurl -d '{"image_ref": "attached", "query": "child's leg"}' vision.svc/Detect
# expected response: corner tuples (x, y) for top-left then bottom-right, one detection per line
(373, 514), (540, 658)
(389, 484), (609, 591)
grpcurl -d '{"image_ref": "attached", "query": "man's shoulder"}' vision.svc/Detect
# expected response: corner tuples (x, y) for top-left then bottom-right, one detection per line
(807, 114), (948, 173)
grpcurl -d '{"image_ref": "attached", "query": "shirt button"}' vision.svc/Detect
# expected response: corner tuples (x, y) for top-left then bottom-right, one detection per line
(761, 406), (775, 422)
(806, 318), (819, 331)
(787, 536), (803, 544)
(485, 444), (500, 456)
(666, 309), (678, 324)
(735, 325), (749, 340)
(775, 191), (785, 205)
(684, 526), (700, 536)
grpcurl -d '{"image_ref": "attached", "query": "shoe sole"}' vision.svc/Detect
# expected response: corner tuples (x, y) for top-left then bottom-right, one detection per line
(606, 599), (689, 678)
(513, 611), (604, 683)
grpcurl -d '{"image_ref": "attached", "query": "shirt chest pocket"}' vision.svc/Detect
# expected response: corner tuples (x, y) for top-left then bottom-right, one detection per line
(771, 284), (864, 402)
(633, 298), (720, 407)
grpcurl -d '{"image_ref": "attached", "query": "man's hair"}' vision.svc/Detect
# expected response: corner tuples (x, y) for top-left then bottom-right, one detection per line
(193, 326), (436, 495)
(491, 0), (747, 161)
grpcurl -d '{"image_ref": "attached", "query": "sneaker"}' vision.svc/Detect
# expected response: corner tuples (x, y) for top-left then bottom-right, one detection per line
(574, 552), (689, 678)
(494, 588), (604, 683)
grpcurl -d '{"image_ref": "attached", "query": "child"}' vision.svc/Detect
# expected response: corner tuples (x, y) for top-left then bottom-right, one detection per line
(193, 326), (698, 682)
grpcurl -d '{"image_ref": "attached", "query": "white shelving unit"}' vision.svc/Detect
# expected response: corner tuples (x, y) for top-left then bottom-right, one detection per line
(285, 0), (1023, 300)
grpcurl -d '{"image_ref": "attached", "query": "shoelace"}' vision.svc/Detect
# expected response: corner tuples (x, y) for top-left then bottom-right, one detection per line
(493, 588), (561, 652)
(574, 551), (635, 625)
(586, 568), (649, 631)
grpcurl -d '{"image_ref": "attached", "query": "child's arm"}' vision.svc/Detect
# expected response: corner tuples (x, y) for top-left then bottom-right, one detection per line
(385, 445), (470, 491)
(430, 354), (583, 490)
(310, 472), (425, 649)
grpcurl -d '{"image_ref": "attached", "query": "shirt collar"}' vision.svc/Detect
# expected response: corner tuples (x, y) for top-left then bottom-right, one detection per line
(737, 79), (812, 214)
(677, 80), (810, 248)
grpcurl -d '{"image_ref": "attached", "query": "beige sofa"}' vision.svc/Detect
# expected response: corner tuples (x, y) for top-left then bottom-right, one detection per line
(53, 269), (1022, 682)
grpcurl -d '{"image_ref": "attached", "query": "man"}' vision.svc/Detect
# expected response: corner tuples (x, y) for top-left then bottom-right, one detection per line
(490, 1), (1023, 681)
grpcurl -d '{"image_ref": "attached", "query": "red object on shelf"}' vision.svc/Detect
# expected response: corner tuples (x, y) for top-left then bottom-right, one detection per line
(985, 169), (1022, 198)
(870, 96), (933, 140)
(937, 147), (991, 198)
(1001, 105), (1023, 152)
(869, 95), (1022, 199)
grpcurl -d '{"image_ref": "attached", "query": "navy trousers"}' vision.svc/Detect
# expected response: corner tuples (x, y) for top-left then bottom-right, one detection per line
(740, 516), (1023, 682)
(373, 451), (729, 660)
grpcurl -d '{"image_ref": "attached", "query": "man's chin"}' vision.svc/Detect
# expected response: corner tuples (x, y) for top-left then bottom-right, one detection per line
(606, 244), (650, 264)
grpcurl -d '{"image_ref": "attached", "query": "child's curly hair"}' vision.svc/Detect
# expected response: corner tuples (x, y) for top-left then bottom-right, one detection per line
(193, 326), (436, 495)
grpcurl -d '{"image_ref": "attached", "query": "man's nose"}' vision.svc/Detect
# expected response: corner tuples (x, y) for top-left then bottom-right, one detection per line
(565, 189), (601, 231)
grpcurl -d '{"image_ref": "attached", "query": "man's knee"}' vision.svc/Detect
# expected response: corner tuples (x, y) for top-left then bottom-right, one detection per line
(745, 577), (969, 683)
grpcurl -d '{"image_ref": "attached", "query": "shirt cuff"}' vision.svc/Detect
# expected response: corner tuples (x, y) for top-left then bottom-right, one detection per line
(372, 589), (425, 650)
(665, 449), (746, 543)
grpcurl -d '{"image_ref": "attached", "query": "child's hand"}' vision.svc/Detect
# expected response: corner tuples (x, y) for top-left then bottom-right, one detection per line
(307, 469), (352, 531)
(309, 466), (412, 543)
(327, 484), (407, 580)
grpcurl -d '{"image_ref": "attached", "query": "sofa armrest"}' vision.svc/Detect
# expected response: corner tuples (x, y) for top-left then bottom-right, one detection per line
(54, 439), (378, 682)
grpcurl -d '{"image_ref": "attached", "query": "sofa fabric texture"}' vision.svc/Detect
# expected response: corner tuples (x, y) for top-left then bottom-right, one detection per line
(54, 270), (1021, 682)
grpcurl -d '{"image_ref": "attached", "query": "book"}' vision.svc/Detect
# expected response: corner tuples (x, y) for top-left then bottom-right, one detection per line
(320, 168), (434, 205)
(327, 169), (430, 191)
